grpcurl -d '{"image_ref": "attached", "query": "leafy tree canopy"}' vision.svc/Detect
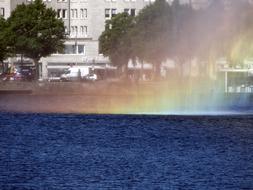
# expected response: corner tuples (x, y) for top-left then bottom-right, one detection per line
(0, 17), (8, 63)
(99, 0), (253, 79)
(6, 0), (66, 62)
(171, 0), (195, 63)
(132, 0), (172, 65)
(99, 12), (135, 68)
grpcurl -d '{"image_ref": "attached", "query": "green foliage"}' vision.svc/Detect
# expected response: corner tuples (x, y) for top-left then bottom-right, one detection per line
(99, 0), (173, 79)
(99, 12), (134, 68)
(171, 0), (195, 63)
(6, 0), (66, 62)
(0, 17), (8, 63)
(193, 0), (253, 66)
(99, 0), (253, 79)
(132, 0), (172, 65)
(226, 1), (253, 65)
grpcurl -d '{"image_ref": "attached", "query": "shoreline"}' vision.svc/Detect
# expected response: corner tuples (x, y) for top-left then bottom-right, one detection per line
(1, 81), (253, 114)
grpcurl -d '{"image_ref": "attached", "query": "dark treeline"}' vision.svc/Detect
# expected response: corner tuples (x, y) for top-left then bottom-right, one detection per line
(99, 0), (253, 80)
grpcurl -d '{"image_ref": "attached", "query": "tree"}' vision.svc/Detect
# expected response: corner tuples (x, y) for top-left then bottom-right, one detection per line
(188, 0), (227, 78)
(0, 17), (7, 63)
(132, 0), (172, 79)
(224, 1), (253, 65)
(0, 17), (8, 74)
(171, 0), (195, 77)
(99, 12), (135, 78)
(6, 0), (66, 79)
(194, 0), (251, 68)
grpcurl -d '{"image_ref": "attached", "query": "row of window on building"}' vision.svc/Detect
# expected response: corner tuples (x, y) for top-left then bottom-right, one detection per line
(1, 7), (136, 20)
(27, 0), (154, 2)
(105, 8), (136, 18)
(57, 8), (87, 19)
(57, 8), (135, 19)
(64, 45), (85, 54)
(69, 26), (88, 37)
(105, 0), (155, 1)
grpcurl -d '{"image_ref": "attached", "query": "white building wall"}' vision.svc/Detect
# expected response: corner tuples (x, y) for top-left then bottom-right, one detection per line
(0, 0), (11, 19)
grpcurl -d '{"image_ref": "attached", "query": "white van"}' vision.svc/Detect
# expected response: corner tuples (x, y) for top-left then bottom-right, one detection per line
(60, 67), (97, 81)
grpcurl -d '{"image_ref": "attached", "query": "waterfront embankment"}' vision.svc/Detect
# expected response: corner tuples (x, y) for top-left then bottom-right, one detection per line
(0, 80), (252, 114)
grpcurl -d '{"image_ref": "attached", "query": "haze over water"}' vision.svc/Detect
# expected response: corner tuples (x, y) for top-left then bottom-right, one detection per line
(0, 79), (252, 115)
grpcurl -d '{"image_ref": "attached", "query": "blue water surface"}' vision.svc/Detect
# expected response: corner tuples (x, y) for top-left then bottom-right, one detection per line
(0, 113), (253, 190)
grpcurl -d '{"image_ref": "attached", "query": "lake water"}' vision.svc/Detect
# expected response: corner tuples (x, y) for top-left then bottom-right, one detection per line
(0, 113), (253, 189)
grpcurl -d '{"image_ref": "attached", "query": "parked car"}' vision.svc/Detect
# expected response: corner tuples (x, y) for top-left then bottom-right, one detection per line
(61, 67), (90, 81)
(84, 73), (97, 81)
(18, 66), (35, 81)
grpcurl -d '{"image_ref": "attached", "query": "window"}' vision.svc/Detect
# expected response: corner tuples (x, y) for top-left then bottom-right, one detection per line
(130, 9), (135, 16)
(124, 8), (135, 16)
(64, 45), (76, 54)
(70, 26), (78, 37)
(78, 45), (85, 54)
(70, 9), (73, 18)
(64, 45), (85, 54)
(62, 9), (67, 19)
(0, 8), (4, 17)
(105, 9), (110, 18)
(75, 9), (78, 18)
(124, 9), (129, 14)
(80, 26), (87, 37)
(80, 9), (83, 18)
(57, 9), (61, 18)
(111, 9), (117, 17)
(105, 8), (117, 19)
(80, 8), (87, 19)
(57, 9), (67, 19)
(71, 9), (78, 18)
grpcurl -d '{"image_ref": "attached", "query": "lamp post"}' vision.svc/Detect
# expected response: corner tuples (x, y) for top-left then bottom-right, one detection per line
(68, 0), (71, 35)
(75, 31), (78, 65)
(37, 32), (42, 79)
